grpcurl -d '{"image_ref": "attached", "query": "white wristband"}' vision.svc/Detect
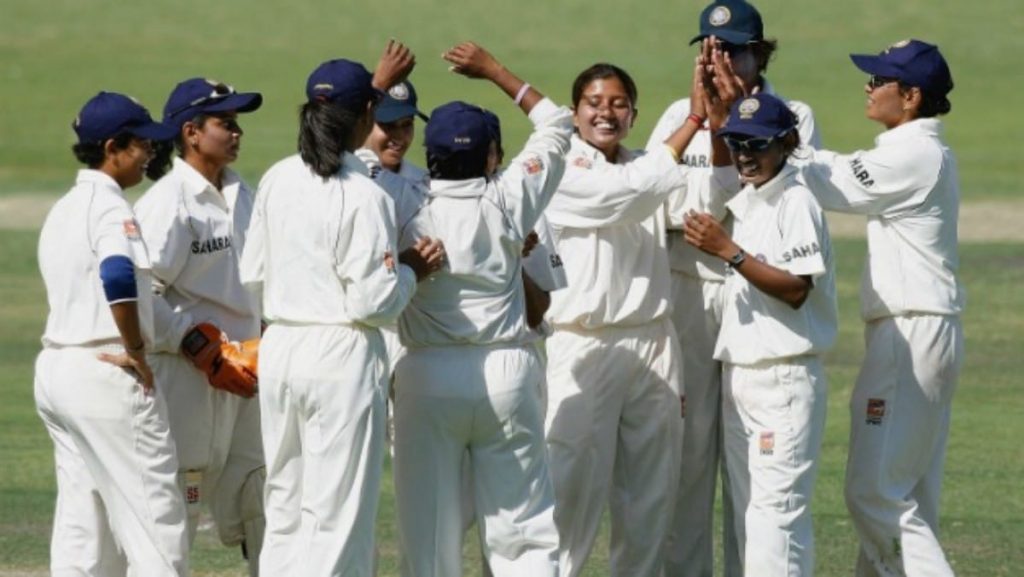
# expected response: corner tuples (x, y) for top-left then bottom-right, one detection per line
(514, 83), (531, 105)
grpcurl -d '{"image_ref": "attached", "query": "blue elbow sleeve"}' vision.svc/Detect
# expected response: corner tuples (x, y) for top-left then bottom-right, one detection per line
(99, 255), (138, 303)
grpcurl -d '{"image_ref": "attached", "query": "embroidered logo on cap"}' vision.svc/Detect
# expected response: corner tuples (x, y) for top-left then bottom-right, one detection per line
(886, 39), (912, 53)
(313, 83), (334, 92)
(738, 97), (760, 119)
(388, 83), (410, 100)
(709, 6), (731, 26)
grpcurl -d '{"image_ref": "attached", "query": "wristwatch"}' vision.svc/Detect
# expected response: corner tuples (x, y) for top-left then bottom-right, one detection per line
(727, 249), (747, 269)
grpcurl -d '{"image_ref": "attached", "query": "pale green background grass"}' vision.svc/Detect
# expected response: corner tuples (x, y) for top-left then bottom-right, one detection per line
(1, 0), (1022, 574)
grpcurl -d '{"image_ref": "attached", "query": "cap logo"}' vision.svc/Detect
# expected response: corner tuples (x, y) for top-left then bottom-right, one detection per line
(709, 6), (731, 26)
(885, 39), (912, 53)
(738, 98), (760, 119)
(454, 136), (472, 144)
(388, 83), (410, 101)
(313, 83), (334, 92)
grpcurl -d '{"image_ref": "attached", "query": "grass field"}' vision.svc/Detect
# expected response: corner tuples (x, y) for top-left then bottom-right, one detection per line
(1, 0), (1022, 575)
(2, 227), (1022, 576)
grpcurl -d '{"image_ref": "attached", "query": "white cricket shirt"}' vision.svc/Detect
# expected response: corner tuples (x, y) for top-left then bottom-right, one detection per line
(135, 158), (260, 351)
(646, 81), (820, 282)
(39, 170), (155, 347)
(714, 165), (837, 365)
(797, 118), (964, 321)
(544, 136), (687, 329)
(239, 152), (416, 327)
(398, 98), (573, 348)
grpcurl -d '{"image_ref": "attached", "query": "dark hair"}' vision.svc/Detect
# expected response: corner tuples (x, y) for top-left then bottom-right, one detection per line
(899, 84), (952, 118)
(750, 38), (779, 74)
(71, 132), (135, 168)
(298, 99), (363, 178)
(427, 148), (489, 180)
(146, 139), (175, 181)
(571, 63), (638, 109)
(172, 113), (213, 157)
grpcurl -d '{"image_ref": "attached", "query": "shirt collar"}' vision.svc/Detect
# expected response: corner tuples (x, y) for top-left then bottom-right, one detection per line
(75, 169), (123, 195)
(429, 177), (489, 198)
(172, 156), (241, 198)
(342, 151), (371, 177)
(875, 118), (943, 147)
(726, 163), (800, 219)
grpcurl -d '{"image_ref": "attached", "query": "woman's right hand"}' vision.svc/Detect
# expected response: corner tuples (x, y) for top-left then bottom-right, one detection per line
(399, 237), (446, 281)
(373, 39), (416, 91)
(443, 42), (503, 80)
(97, 348), (155, 393)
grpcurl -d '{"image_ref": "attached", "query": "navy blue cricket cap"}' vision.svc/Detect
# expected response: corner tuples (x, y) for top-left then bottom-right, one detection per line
(424, 101), (492, 157)
(690, 0), (764, 46)
(163, 78), (262, 129)
(482, 109), (501, 146)
(72, 91), (177, 144)
(375, 80), (429, 124)
(305, 58), (383, 108)
(850, 39), (954, 97)
(717, 93), (797, 139)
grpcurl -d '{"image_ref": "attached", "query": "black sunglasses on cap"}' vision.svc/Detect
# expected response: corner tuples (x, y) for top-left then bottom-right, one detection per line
(722, 128), (793, 154)
(167, 83), (236, 118)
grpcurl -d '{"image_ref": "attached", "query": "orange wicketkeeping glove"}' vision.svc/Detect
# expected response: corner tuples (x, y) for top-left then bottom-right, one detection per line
(180, 323), (258, 398)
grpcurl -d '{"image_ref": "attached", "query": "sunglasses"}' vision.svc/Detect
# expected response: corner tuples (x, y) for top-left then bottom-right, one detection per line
(722, 128), (792, 153)
(167, 83), (236, 117)
(867, 75), (899, 90)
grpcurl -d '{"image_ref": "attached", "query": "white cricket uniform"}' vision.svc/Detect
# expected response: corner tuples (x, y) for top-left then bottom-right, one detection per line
(397, 159), (430, 190)
(797, 118), (964, 577)
(543, 136), (686, 577)
(135, 158), (265, 566)
(713, 164), (836, 577)
(393, 98), (572, 577)
(240, 152), (416, 577)
(646, 82), (820, 577)
(36, 169), (188, 576)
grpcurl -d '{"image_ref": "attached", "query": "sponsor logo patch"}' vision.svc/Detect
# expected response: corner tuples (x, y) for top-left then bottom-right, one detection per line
(866, 398), (886, 425)
(850, 158), (875, 187)
(759, 431), (775, 455)
(522, 156), (544, 175)
(123, 218), (140, 240)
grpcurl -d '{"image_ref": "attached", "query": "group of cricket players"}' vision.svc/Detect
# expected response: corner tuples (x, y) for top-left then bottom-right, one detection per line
(35, 1), (964, 576)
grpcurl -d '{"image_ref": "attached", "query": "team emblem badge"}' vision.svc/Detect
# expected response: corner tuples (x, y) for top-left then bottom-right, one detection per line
(886, 39), (912, 53)
(709, 6), (731, 26)
(759, 431), (775, 455)
(522, 156), (543, 175)
(123, 218), (141, 240)
(866, 398), (886, 425)
(388, 83), (410, 100)
(738, 98), (760, 119)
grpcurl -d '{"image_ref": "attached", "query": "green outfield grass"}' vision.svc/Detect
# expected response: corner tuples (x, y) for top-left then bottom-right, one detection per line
(1, 227), (1021, 576)
(0, 0), (1021, 200)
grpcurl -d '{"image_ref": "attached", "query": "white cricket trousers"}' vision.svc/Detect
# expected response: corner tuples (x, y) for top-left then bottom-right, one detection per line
(34, 346), (189, 577)
(664, 272), (741, 577)
(545, 318), (684, 577)
(845, 314), (963, 577)
(149, 354), (264, 548)
(722, 355), (827, 577)
(393, 344), (559, 577)
(258, 323), (388, 577)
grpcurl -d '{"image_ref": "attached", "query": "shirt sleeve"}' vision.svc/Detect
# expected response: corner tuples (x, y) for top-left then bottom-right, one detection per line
(522, 213), (567, 292)
(545, 144), (688, 228)
(791, 100), (822, 150)
(775, 188), (829, 279)
(797, 140), (941, 216)
(334, 185), (417, 327)
(239, 176), (267, 299)
(494, 98), (574, 239)
(90, 193), (145, 271)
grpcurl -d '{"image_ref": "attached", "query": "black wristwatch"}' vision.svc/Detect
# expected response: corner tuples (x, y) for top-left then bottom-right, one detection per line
(727, 249), (747, 269)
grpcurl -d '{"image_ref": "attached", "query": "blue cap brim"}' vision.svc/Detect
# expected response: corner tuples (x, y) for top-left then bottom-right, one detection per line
(375, 103), (428, 124)
(199, 92), (263, 114)
(849, 54), (902, 78)
(689, 30), (755, 46)
(717, 124), (783, 139)
(129, 121), (178, 142)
